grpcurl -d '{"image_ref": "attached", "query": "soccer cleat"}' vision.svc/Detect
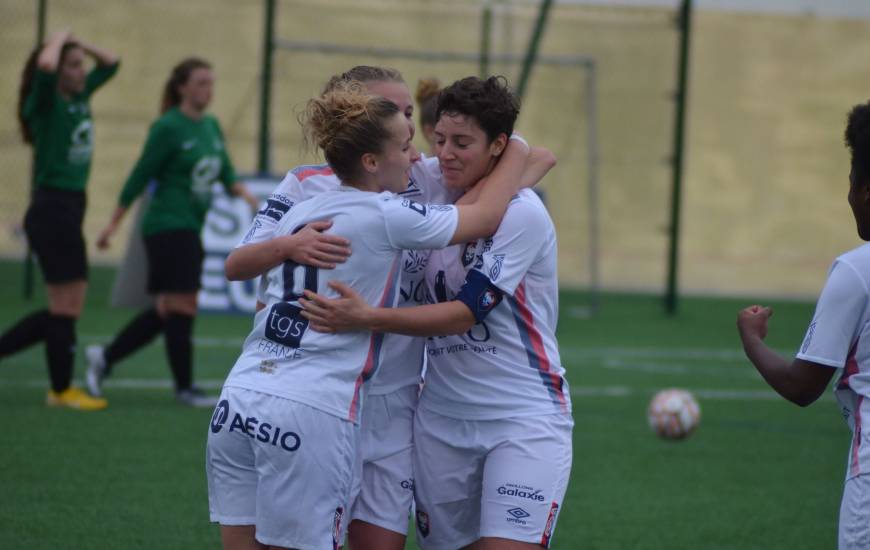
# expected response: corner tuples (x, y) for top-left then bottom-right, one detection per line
(175, 386), (218, 408)
(85, 345), (107, 397)
(46, 387), (108, 411)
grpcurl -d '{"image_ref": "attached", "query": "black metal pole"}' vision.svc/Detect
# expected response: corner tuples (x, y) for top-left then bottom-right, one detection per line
(479, 1), (492, 78)
(257, 0), (276, 176)
(25, 0), (48, 299)
(516, 0), (553, 102)
(665, 0), (693, 315)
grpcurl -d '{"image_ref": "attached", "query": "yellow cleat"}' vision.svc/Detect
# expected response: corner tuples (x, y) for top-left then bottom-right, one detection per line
(46, 387), (108, 411)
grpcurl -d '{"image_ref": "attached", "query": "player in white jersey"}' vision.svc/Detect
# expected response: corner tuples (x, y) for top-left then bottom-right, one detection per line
(301, 76), (571, 550)
(224, 67), (555, 550)
(207, 82), (530, 550)
(737, 101), (870, 550)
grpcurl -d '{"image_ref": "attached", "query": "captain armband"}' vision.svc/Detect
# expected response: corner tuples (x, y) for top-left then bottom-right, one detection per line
(454, 269), (504, 323)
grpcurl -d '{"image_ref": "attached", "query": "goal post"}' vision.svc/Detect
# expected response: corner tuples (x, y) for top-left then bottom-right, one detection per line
(269, 39), (601, 313)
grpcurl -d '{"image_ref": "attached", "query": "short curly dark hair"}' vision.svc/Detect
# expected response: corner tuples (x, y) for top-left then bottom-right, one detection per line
(846, 101), (870, 186)
(435, 75), (520, 143)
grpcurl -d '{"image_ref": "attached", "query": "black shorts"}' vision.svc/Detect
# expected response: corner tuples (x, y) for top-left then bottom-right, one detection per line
(144, 229), (204, 293)
(24, 188), (88, 284)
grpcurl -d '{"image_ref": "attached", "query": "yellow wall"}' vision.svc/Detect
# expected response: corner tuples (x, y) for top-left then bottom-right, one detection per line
(1, 1), (866, 298)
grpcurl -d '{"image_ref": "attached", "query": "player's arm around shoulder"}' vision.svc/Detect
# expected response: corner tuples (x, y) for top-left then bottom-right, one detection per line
(300, 281), (476, 337)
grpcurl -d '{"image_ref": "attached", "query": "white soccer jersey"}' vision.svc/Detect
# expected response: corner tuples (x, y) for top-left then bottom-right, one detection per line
(420, 189), (572, 420)
(224, 187), (458, 422)
(235, 158), (454, 395)
(796, 242), (870, 480)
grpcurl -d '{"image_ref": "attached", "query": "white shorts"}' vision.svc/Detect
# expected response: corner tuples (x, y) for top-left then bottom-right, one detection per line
(350, 384), (419, 535)
(206, 386), (356, 550)
(840, 473), (870, 549)
(412, 406), (573, 550)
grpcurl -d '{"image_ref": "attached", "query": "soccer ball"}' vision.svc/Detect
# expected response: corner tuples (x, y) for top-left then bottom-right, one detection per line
(647, 388), (701, 440)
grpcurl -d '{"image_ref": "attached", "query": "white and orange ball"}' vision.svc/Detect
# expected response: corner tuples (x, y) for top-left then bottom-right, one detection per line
(647, 388), (701, 440)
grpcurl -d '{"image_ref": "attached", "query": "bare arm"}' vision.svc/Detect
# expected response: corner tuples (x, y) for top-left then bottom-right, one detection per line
(737, 305), (835, 407)
(96, 206), (128, 250)
(521, 147), (556, 188)
(230, 182), (260, 212)
(449, 138), (528, 244)
(300, 281), (475, 336)
(225, 221), (351, 280)
(37, 29), (71, 72)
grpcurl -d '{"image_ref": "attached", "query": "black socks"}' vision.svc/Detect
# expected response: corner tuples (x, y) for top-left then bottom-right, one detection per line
(45, 314), (76, 393)
(164, 314), (194, 392)
(0, 309), (50, 358)
(103, 308), (165, 374)
(0, 310), (75, 393)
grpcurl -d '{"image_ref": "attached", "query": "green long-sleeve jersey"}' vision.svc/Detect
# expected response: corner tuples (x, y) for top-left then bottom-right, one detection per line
(23, 63), (119, 192)
(118, 107), (236, 237)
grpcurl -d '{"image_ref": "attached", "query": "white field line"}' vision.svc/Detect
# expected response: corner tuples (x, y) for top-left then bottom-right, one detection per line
(0, 377), (807, 400)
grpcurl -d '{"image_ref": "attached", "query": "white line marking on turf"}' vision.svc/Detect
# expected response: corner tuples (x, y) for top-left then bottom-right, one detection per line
(0, 378), (806, 400)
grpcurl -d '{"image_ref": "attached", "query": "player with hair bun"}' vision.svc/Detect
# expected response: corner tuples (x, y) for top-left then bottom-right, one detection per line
(207, 80), (530, 550)
(89, 57), (258, 407)
(737, 100), (870, 549)
(0, 29), (118, 410)
(415, 77), (441, 155)
(300, 75), (572, 550)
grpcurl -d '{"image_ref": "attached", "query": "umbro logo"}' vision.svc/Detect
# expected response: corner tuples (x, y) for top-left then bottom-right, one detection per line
(507, 507), (530, 519)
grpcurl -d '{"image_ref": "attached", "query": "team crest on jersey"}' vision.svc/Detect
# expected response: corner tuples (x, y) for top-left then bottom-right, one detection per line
(479, 288), (499, 312)
(416, 510), (430, 538)
(403, 250), (427, 274)
(489, 254), (506, 281)
(462, 242), (478, 268)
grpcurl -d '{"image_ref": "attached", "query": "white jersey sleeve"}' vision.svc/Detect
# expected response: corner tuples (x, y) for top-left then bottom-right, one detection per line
(379, 196), (458, 251)
(236, 165), (339, 249)
(796, 259), (869, 368)
(476, 191), (552, 297)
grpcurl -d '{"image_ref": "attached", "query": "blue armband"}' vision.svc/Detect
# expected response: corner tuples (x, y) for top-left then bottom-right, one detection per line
(454, 269), (504, 323)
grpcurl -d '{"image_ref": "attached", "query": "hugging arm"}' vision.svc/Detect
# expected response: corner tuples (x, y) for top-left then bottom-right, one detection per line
(300, 281), (476, 336)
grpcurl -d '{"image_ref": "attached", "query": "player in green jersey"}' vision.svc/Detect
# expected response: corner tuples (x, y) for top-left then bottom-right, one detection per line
(0, 28), (118, 410)
(89, 57), (258, 407)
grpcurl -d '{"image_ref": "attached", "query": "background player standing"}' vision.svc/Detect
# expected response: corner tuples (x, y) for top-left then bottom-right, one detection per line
(89, 57), (257, 407)
(0, 28), (118, 410)
(737, 100), (870, 549)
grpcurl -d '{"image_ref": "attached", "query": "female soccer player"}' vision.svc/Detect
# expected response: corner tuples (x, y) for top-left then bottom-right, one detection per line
(300, 76), (572, 550)
(207, 81), (529, 550)
(737, 101), (870, 550)
(89, 57), (257, 407)
(416, 77), (441, 156)
(225, 66), (554, 550)
(0, 29), (118, 410)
